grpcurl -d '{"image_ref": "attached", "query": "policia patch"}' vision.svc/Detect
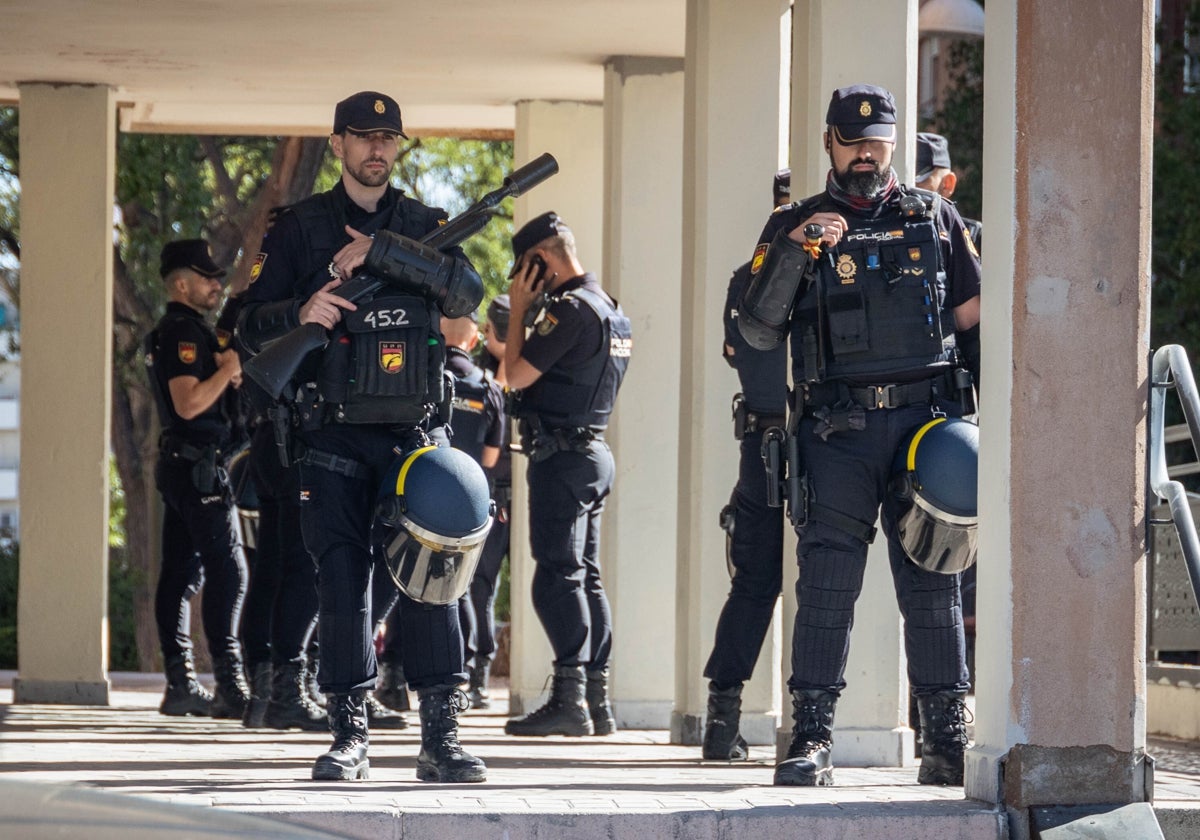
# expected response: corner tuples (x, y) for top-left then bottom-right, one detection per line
(750, 243), (769, 275)
(537, 313), (559, 336)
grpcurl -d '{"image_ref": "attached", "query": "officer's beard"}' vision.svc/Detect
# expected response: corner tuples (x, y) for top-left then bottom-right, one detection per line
(346, 157), (394, 189)
(831, 158), (890, 198)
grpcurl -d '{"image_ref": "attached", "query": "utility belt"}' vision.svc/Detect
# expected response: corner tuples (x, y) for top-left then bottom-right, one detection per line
(518, 417), (604, 463)
(731, 393), (786, 441)
(159, 434), (229, 495)
(799, 369), (967, 413)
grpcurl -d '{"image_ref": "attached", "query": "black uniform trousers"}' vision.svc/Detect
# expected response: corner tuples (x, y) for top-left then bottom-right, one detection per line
(298, 424), (465, 695)
(459, 503), (510, 668)
(527, 440), (615, 670)
(704, 429), (785, 687)
(790, 397), (970, 696)
(240, 423), (319, 668)
(154, 457), (247, 661)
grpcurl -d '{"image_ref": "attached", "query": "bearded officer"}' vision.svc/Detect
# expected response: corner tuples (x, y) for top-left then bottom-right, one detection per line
(504, 212), (632, 738)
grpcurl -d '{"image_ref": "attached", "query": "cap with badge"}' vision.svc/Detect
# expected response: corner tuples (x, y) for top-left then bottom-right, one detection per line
(915, 132), (952, 181)
(826, 84), (897, 145)
(333, 90), (408, 139)
(486, 294), (511, 340)
(509, 211), (571, 278)
(159, 239), (227, 281)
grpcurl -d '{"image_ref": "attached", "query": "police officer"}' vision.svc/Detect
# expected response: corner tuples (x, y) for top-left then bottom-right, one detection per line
(740, 85), (980, 787)
(145, 238), (250, 719)
(438, 313), (506, 707)
(462, 294), (513, 708)
(700, 170), (791, 761)
(503, 212), (632, 737)
(915, 132), (982, 253)
(237, 91), (486, 783)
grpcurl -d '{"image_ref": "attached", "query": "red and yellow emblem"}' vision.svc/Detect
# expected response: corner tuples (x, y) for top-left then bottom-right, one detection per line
(178, 342), (197, 364)
(750, 243), (769, 275)
(249, 252), (267, 283)
(380, 341), (405, 373)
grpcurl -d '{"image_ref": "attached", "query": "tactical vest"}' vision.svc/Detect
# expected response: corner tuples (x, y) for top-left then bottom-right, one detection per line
(144, 312), (228, 444)
(449, 364), (491, 465)
(520, 285), (632, 429)
(792, 191), (957, 384)
(288, 191), (448, 425)
(725, 261), (787, 415)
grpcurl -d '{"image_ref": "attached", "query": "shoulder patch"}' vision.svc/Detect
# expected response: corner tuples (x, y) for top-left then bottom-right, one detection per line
(178, 342), (197, 364)
(536, 313), (559, 336)
(249, 252), (267, 283)
(750, 243), (769, 275)
(963, 229), (980, 260)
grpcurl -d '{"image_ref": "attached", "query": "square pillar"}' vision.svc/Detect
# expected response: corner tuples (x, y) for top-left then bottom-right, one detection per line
(509, 101), (605, 714)
(14, 84), (115, 705)
(966, 0), (1155, 815)
(601, 57), (684, 728)
(781, 0), (920, 765)
(674, 0), (791, 747)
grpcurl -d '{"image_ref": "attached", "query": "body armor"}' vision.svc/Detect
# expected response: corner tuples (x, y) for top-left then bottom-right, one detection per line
(448, 364), (492, 464)
(792, 193), (957, 384)
(518, 285), (632, 429)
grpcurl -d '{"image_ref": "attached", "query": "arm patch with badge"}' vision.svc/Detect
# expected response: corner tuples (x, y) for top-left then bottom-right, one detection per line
(750, 243), (769, 275)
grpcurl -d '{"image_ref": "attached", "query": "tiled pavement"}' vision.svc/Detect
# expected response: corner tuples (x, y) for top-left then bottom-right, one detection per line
(0, 672), (1196, 840)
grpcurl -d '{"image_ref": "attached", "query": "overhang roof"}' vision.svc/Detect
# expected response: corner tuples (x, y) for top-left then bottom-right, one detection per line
(0, 0), (686, 137)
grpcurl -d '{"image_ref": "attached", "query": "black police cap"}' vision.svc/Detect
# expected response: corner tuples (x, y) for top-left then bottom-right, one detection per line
(511, 211), (570, 264)
(333, 91), (408, 138)
(826, 84), (897, 145)
(773, 168), (791, 203)
(487, 294), (510, 339)
(916, 132), (952, 180)
(159, 239), (226, 281)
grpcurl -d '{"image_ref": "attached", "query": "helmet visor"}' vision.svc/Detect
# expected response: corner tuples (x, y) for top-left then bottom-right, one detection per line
(897, 493), (977, 574)
(381, 514), (492, 605)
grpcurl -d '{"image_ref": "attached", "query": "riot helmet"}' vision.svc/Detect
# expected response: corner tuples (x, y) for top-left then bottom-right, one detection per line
(226, 444), (259, 551)
(374, 445), (494, 605)
(891, 417), (978, 574)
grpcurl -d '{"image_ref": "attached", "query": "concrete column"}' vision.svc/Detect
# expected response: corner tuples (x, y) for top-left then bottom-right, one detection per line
(779, 0), (919, 766)
(13, 84), (115, 705)
(966, 0), (1155, 819)
(509, 100), (605, 714)
(673, 0), (790, 747)
(601, 57), (684, 728)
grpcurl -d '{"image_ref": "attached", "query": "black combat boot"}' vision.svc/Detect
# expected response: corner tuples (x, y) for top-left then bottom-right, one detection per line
(209, 651), (251, 719)
(773, 688), (837, 786)
(466, 664), (491, 710)
(917, 690), (970, 786)
(305, 655), (326, 709)
(242, 661), (271, 728)
(702, 681), (748, 761)
(264, 657), (327, 731)
(416, 685), (487, 783)
(585, 667), (617, 736)
(159, 652), (212, 717)
(504, 665), (593, 737)
(366, 692), (410, 729)
(374, 659), (410, 712)
(312, 691), (370, 781)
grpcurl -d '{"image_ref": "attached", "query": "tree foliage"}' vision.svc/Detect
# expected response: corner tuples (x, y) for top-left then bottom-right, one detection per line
(929, 37), (984, 222)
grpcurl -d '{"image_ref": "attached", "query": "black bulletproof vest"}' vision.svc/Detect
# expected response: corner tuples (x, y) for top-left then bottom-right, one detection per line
(792, 194), (957, 383)
(288, 191), (447, 424)
(144, 311), (228, 444)
(521, 285), (632, 430)
(725, 261), (787, 415)
(449, 364), (491, 465)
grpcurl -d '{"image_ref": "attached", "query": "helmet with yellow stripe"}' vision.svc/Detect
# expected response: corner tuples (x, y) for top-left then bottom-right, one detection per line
(891, 417), (979, 574)
(374, 445), (494, 604)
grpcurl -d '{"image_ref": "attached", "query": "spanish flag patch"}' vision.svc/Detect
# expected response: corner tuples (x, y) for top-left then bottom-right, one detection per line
(750, 243), (769, 275)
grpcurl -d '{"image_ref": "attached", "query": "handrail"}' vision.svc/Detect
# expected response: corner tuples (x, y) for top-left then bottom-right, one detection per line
(1149, 344), (1200, 605)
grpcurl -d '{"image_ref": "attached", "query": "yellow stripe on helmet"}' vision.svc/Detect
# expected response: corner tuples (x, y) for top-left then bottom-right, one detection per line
(395, 446), (439, 496)
(906, 417), (948, 473)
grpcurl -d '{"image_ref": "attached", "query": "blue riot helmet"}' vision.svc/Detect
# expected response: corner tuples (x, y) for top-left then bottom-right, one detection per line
(892, 417), (979, 574)
(375, 445), (495, 605)
(226, 444), (259, 551)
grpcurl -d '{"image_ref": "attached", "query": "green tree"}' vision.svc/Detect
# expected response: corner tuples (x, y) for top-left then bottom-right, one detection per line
(929, 37), (984, 222)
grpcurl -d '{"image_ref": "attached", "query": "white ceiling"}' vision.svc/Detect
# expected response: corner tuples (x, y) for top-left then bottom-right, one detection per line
(0, 0), (687, 136)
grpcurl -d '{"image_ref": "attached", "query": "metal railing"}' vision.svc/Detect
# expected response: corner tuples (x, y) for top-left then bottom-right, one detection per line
(1149, 345), (1200, 608)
